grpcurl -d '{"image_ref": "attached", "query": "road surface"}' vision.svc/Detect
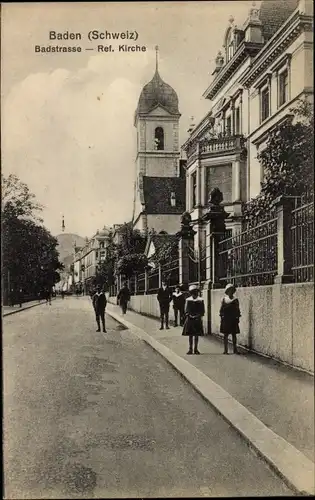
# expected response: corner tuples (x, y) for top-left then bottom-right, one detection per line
(3, 297), (293, 498)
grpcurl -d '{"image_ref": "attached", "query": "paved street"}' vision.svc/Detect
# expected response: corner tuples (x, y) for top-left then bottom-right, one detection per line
(3, 297), (293, 498)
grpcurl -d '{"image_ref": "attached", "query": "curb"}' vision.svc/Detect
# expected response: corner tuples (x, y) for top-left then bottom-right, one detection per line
(3, 298), (56, 317)
(107, 308), (314, 496)
(108, 300), (314, 377)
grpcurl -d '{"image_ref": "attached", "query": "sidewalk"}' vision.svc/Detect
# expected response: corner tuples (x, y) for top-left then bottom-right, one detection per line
(106, 303), (314, 494)
(3, 299), (55, 317)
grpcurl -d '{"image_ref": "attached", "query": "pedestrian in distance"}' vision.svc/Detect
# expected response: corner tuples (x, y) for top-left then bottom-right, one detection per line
(182, 285), (205, 355)
(18, 288), (23, 308)
(61, 290), (65, 300)
(92, 284), (107, 333)
(220, 283), (241, 355)
(157, 280), (172, 330)
(117, 282), (131, 315)
(45, 289), (52, 305)
(172, 285), (185, 327)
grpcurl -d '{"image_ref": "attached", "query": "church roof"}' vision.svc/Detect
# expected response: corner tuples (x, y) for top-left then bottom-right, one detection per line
(136, 69), (180, 116)
(143, 176), (185, 215)
(259, 0), (299, 41)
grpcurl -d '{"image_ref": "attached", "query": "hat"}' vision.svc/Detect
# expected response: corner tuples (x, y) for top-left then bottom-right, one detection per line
(189, 284), (198, 292)
(224, 283), (235, 293)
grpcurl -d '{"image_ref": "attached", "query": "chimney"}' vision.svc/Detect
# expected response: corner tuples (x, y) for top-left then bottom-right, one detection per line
(243, 1), (263, 44)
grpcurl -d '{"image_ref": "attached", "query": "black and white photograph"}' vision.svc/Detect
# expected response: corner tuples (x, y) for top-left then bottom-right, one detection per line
(1, 1), (314, 498)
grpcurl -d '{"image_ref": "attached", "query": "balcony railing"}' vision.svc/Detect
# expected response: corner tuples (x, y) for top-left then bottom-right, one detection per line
(186, 135), (246, 163)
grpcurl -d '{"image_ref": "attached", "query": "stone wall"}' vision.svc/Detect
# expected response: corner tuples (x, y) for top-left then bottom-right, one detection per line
(111, 287), (210, 333)
(109, 282), (314, 373)
(211, 283), (314, 373)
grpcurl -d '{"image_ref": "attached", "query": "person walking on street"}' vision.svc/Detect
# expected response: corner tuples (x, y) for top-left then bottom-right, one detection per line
(117, 282), (131, 315)
(157, 281), (172, 330)
(45, 288), (52, 305)
(220, 283), (241, 355)
(182, 285), (205, 355)
(92, 285), (107, 333)
(172, 285), (185, 327)
(18, 288), (23, 308)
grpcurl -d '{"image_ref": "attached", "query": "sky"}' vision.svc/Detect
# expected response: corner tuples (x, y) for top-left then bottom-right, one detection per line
(2, 1), (252, 238)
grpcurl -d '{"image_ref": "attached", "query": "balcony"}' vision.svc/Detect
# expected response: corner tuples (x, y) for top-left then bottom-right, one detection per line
(186, 135), (246, 166)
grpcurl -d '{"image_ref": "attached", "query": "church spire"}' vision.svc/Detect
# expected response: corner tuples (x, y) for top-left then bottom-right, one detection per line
(155, 45), (159, 72)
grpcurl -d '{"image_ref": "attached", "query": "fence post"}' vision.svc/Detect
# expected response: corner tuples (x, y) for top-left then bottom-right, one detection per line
(144, 268), (148, 294)
(210, 232), (222, 288)
(158, 265), (162, 288)
(205, 222), (212, 281)
(273, 195), (296, 284)
(179, 235), (194, 289)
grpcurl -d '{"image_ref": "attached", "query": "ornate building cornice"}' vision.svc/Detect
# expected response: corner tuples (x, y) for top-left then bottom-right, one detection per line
(203, 41), (263, 100)
(240, 13), (313, 88)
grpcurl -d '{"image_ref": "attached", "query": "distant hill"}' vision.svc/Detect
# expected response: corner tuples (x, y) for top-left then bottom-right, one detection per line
(56, 233), (86, 270)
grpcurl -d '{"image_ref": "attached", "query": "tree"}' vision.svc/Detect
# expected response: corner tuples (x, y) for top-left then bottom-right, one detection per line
(116, 253), (148, 279)
(115, 222), (146, 258)
(2, 174), (63, 303)
(150, 233), (179, 266)
(2, 173), (43, 223)
(93, 236), (117, 290)
(112, 222), (147, 280)
(242, 98), (314, 227)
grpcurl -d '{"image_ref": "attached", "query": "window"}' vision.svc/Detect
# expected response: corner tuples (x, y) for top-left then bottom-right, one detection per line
(192, 172), (197, 208)
(170, 191), (176, 207)
(226, 29), (235, 62)
(206, 164), (232, 204)
(154, 127), (164, 150)
(235, 107), (240, 134)
(278, 69), (288, 107)
(260, 86), (270, 122)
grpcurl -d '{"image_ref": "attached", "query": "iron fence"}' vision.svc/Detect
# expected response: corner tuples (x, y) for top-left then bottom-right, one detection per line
(291, 197), (314, 283)
(137, 273), (146, 294)
(129, 275), (136, 295)
(205, 229), (232, 280)
(148, 267), (159, 294)
(161, 257), (179, 291)
(218, 217), (278, 287)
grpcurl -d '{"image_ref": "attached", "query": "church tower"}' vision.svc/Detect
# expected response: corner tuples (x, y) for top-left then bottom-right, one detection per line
(133, 47), (185, 235)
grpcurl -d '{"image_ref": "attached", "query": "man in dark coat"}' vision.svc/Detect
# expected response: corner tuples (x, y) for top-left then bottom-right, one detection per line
(157, 281), (172, 330)
(45, 288), (52, 305)
(117, 282), (131, 315)
(92, 285), (107, 332)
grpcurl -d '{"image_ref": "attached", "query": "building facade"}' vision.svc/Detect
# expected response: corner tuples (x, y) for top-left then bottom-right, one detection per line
(182, 0), (313, 250)
(73, 226), (112, 292)
(133, 50), (186, 235)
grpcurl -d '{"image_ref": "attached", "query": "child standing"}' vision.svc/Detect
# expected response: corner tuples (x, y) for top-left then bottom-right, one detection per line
(172, 285), (186, 327)
(182, 285), (205, 355)
(220, 283), (241, 354)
